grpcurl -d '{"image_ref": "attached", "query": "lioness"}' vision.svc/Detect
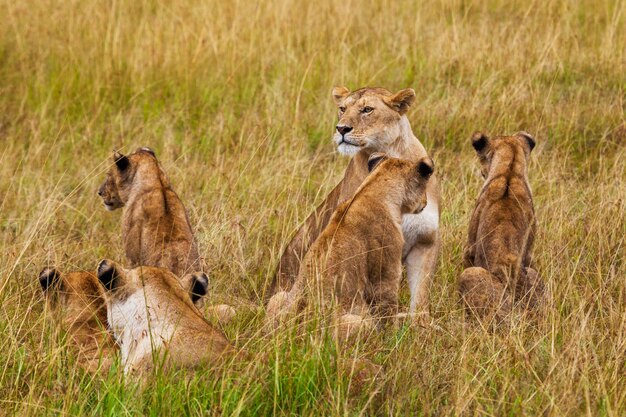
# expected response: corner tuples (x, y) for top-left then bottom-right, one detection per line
(459, 131), (545, 321)
(96, 260), (237, 375)
(267, 154), (434, 337)
(269, 87), (440, 323)
(97, 148), (202, 277)
(39, 268), (116, 374)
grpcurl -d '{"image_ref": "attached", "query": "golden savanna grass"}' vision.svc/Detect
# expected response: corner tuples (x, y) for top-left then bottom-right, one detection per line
(0, 0), (624, 415)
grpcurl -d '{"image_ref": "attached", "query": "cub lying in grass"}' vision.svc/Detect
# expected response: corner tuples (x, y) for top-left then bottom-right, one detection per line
(96, 260), (238, 376)
(97, 148), (203, 277)
(39, 268), (116, 374)
(459, 131), (545, 322)
(267, 154), (434, 339)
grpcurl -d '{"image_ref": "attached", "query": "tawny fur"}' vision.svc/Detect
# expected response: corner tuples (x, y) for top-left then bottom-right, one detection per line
(96, 261), (238, 376)
(459, 132), (545, 322)
(39, 269), (116, 374)
(267, 156), (434, 338)
(269, 87), (441, 322)
(98, 148), (203, 277)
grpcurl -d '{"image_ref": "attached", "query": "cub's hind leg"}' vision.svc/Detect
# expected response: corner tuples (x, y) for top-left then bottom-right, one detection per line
(459, 267), (512, 324)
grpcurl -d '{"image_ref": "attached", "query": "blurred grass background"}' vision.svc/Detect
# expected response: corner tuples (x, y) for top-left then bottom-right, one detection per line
(0, 0), (624, 415)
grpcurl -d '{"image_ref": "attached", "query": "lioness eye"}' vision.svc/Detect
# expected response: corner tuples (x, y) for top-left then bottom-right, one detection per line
(362, 106), (373, 113)
(339, 106), (346, 113)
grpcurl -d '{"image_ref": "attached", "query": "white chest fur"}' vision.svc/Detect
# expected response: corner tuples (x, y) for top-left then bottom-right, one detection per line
(401, 198), (439, 258)
(108, 292), (176, 374)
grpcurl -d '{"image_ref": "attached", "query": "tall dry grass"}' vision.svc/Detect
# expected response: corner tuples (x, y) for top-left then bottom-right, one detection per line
(0, 0), (624, 415)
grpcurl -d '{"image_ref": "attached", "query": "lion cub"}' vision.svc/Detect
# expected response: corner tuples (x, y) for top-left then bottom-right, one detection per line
(459, 132), (545, 322)
(39, 268), (116, 374)
(98, 148), (202, 277)
(267, 154), (434, 338)
(96, 260), (237, 375)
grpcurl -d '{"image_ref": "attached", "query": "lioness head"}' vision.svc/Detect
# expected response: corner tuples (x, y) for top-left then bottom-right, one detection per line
(471, 131), (536, 178)
(331, 86), (416, 156)
(367, 153), (434, 214)
(38, 268), (109, 335)
(97, 147), (159, 211)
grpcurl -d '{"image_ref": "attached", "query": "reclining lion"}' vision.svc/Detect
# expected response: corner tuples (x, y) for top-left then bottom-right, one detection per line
(267, 154), (434, 339)
(269, 87), (440, 324)
(459, 131), (545, 322)
(96, 260), (239, 376)
(38, 268), (116, 374)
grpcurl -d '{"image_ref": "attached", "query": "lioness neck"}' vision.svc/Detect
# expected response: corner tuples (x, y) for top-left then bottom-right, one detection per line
(385, 116), (426, 160)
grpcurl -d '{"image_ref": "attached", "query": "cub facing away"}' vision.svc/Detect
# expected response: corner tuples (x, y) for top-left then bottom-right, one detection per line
(39, 268), (116, 374)
(267, 154), (434, 338)
(96, 260), (237, 376)
(459, 131), (545, 322)
(98, 148), (202, 277)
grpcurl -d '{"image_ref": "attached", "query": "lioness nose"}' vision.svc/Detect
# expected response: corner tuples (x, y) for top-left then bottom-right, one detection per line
(336, 125), (353, 136)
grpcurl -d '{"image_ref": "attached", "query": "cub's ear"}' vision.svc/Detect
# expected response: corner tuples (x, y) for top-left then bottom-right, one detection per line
(516, 131), (536, 152)
(97, 259), (123, 291)
(113, 151), (130, 171)
(332, 86), (350, 106)
(471, 131), (489, 153)
(39, 268), (61, 292)
(138, 147), (156, 156)
(367, 152), (388, 172)
(416, 157), (434, 180)
(181, 272), (209, 305)
(386, 88), (416, 115)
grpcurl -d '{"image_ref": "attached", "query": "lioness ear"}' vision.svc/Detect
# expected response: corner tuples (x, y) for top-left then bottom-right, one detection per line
(113, 151), (130, 171)
(386, 88), (416, 115)
(39, 268), (61, 292)
(332, 86), (350, 106)
(416, 157), (434, 179)
(471, 131), (489, 153)
(367, 152), (388, 172)
(516, 131), (536, 152)
(97, 259), (123, 291)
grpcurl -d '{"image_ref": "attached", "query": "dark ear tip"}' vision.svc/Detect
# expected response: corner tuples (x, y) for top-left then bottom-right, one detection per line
(191, 272), (209, 302)
(39, 268), (60, 291)
(367, 153), (387, 172)
(96, 260), (110, 278)
(471, 131), (488, 151)
(113, 151), (130, 170)
(97, 259), (118, 290)
(417, 157), (434, 179)
(517, 131), (536, 150)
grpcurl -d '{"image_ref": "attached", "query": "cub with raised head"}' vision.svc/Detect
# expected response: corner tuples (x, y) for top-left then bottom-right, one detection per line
(270, 87), (440, 324)
(98, 148), (202, 277)
(38, 268), (116, 374)
(267, 154), (434, 339)
(459, 131), (545, 322)
(96, 260), (238, 376)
